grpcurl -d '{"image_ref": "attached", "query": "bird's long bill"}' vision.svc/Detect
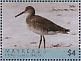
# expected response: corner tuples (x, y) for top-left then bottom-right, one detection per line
(15, 10), (26, 18)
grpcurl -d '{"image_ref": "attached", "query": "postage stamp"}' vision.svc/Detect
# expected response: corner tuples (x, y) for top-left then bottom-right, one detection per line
(0, 0), (81, 61)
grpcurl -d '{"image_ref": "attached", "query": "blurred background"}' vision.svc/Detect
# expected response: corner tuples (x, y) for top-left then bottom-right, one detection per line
(3, 2), (79, 48)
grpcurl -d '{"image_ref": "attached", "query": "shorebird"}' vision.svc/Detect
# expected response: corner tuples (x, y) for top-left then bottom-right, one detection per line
(15, 6), (70, 48)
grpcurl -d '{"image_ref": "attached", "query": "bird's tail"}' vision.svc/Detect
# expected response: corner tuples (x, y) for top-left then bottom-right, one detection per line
(63, 29), (70, 34)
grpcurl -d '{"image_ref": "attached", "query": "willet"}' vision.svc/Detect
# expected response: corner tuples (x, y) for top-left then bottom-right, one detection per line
(15, 6), (70, 48)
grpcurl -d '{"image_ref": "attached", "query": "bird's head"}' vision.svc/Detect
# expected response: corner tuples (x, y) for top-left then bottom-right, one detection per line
(15, 6), (35, 17)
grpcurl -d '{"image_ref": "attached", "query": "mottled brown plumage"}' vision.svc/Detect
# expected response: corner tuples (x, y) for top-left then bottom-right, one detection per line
(15, 6), (70, 48)
(26, 15), (69, 34)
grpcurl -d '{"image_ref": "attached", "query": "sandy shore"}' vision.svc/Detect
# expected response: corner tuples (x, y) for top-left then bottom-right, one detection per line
(3, 2), (79, 48)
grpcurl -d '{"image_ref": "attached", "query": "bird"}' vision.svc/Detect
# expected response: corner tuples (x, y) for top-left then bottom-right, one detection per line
(15, 6), (70, 48)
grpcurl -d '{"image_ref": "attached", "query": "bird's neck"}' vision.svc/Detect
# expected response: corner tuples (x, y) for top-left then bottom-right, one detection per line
(27, 13), (34, 18)
(27, 9), (35, 18)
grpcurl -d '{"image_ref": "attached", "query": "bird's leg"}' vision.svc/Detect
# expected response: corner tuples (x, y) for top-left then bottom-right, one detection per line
(43, 35), (45, 48)
(38, 35), (42, 48)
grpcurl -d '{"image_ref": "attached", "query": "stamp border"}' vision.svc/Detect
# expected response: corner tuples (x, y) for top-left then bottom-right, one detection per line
(79, 1), (81, 60)
(1, 59), (81, 61)
(0, 2), (2, 61)
(0, 0), (80, 2)
(0, 0), (81, 61)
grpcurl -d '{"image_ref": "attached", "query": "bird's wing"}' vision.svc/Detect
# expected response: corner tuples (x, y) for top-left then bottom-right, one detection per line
(31, 15), (66, 32)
